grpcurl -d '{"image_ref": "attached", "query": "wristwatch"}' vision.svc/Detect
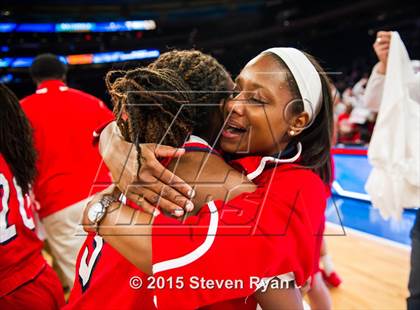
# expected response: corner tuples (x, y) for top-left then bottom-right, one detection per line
(87, 195), (118, 232)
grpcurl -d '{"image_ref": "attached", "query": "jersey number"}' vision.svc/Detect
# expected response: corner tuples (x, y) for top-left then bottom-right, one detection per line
(79, 235), (103, 291)
(0, 174), (35, 244)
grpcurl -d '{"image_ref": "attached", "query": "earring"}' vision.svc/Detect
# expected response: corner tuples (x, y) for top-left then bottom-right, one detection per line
(289, 130), (295, 136)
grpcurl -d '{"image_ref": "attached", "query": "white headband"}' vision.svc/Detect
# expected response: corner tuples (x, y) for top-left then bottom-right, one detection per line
(262, 47), (323, 121)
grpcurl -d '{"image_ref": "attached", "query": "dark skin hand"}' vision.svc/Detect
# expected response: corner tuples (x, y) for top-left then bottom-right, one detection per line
(98, 122), (195, 216)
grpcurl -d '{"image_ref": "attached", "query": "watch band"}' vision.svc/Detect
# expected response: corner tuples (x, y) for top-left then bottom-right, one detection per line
(95, 194), (118, 233)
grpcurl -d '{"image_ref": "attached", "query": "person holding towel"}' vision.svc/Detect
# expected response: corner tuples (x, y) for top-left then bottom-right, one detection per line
(364, 31), (420, 310)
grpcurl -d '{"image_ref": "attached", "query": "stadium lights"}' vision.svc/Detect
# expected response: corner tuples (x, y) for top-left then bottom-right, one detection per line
(0, 20), (157, 33)
(0, 49), (160, 68)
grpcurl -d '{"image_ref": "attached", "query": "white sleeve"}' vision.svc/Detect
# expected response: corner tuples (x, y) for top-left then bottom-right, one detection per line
(411, 72), (420, 104)
(363, 63), (385, 112)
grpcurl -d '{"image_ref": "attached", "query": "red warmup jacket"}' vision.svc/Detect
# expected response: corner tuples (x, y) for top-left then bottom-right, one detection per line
(20, 80), (113, 219)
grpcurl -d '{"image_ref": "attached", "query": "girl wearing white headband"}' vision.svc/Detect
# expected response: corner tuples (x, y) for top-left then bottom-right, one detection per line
(83, 48), (334, 309)
(221, 47), (333, 309)
(221, 47), (331, 180)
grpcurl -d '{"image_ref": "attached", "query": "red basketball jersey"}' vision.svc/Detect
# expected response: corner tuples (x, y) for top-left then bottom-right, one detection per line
(152, 155), (326, 309)
(21, 80), (114, 218)
(66, 231), (157, 310)
(0, 155), (47, 297)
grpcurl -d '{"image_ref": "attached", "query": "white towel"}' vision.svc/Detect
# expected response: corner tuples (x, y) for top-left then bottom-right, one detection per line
(365, 31), (420, 219)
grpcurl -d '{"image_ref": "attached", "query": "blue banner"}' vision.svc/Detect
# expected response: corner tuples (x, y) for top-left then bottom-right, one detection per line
(0, 20), (156, 33)
(0, 49), (160, 68)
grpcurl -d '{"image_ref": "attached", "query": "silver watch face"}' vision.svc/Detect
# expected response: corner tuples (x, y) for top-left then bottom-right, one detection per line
(88, 202), (105, 223)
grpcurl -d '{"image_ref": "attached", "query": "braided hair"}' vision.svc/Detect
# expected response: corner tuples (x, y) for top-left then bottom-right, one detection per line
(0, 84), (37, 194)
(106, 67), (195, 170)
(148, 50), (231, 136)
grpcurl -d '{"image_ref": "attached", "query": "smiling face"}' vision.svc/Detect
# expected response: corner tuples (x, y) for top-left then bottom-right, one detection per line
(220, 53), (303, 156)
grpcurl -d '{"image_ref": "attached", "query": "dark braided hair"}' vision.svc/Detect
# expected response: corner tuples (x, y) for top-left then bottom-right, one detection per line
(0, 84), (37, 194)
(148, 50), (232, 137)
(106, 67), (195, 171)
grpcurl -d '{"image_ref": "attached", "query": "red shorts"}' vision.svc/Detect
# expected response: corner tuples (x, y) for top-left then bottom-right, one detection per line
(0, 264), (65, 310)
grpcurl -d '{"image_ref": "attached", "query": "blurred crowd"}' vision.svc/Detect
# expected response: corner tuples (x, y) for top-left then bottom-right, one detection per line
(332, 60), (420, 146)
(332, 77), (375, 145)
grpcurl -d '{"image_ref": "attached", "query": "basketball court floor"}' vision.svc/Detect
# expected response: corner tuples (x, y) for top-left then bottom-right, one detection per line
(324, 147), (412, 309)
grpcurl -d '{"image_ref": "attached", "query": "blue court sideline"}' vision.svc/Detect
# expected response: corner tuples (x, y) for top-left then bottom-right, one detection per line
(326, 147), (416, 246)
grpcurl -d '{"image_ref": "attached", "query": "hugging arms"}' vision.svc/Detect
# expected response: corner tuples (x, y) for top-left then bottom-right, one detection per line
(82, 48), (333, 309)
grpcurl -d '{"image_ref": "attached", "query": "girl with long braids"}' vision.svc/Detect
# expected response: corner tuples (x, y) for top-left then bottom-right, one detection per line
(100, 49), (238, 214)
(85, 48), (334, 309)
(67, 67), (199, 310)
(0, 84), (65, 309)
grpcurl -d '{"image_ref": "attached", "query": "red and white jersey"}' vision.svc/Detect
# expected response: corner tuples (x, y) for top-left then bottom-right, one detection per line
(66, 118), (157, 310)
(0, 155), (46, 297)
(77, 130), (325, 309)
(67, 136), (253, 310)
(20, 80), (113, 218)
(66, 232), (156, 310)
(152, 143), (326, 309)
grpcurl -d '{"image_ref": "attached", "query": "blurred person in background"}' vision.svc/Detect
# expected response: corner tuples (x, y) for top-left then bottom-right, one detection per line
(351, 76), (368, 105)
(0, 84), (65, 309)
(336, 102), (361, 144)
(341, 87), (357, 107)
(364, 30), (420, 310)
(331, 85), (341, 146)
(349, 76), (375, 144)
(337, 77), (375, 145)
(20, 54), (113, 290)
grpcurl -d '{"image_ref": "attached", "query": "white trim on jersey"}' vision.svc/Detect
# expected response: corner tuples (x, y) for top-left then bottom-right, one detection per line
(35, 86), (68, 95)
(35, 88), (48, 94)
(247, 142), (302, 181)
(188, 135), (211, 147)
(152, 200), (219, 274)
